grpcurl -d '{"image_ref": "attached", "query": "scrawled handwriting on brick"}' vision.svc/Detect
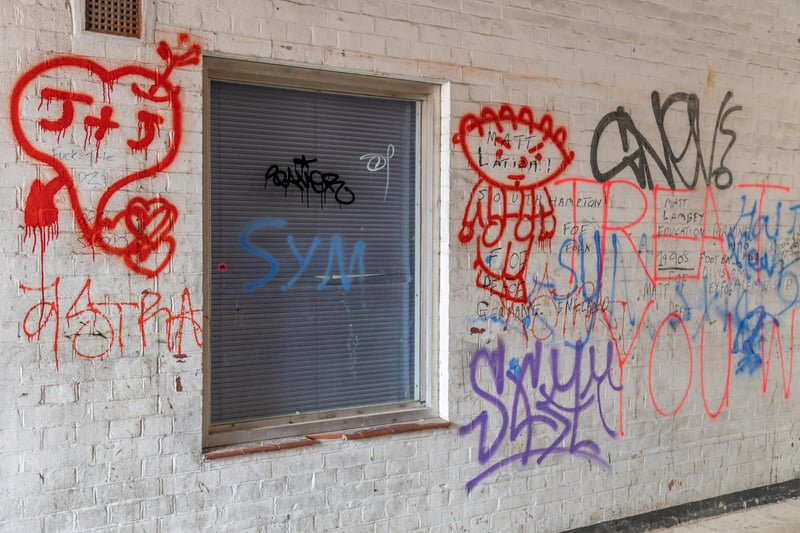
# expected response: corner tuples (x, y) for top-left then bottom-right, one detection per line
(459, 339), (620, 493)
(20, 277), (203, 369)
(468, 178), (800, 430)
(10, 33), (200, 279)
(460, 91), (800, 445)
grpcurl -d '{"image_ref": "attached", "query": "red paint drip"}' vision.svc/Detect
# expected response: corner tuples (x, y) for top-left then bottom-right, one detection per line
(37, 89), (93, 143)
(24, 179), (59, 363)
(24, 179), (59, 254)
(83, 124), (95, 153)
(101, 79), (116, 103)
(128, 111), (164, 160)
(84, 106), (119, 162)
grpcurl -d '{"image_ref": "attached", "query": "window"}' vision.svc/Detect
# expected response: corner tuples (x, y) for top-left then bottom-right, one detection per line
(203, 58), (442, 448)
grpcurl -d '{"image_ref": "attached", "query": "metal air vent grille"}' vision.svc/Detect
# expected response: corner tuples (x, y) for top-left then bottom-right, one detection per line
(85, 0), (141, 38)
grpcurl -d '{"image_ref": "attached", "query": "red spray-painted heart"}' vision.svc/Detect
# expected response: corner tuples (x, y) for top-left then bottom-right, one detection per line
(10, 35), (200, 278)
(103, 196), (179, 277)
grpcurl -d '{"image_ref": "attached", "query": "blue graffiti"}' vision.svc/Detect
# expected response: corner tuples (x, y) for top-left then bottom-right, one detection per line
(284, 234), (321, 290)
(318, 235), (365, 291)
(239, 218), (365, 292)
(240, 218), (286, 291)
(470, 189), (800, 382)
(664, 196), (800, 376)
(529, 230), (605, 348)
(724, 197), (800, 310)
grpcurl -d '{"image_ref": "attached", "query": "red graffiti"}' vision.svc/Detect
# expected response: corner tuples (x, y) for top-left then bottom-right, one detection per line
(640, 309), (794, 420)
(699, 314), (732, 419)
(467, 172), (800, 437)
(9, 33), (200, 278)
(461, 92), (800, 457)
(590, 178), (797, 433)
(454, 104), (574, 310)
(83, 105), (120, 157)
(648, 312), (694, 417)
(20, 277), (203, 369)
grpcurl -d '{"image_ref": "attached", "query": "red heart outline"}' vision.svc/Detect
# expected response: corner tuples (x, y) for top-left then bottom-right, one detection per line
(104, 196), (179, 277)
(9, 36), (199, 278)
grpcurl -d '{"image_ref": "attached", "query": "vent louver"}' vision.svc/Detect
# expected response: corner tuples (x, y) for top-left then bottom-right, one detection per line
(85, 0), (141, 38)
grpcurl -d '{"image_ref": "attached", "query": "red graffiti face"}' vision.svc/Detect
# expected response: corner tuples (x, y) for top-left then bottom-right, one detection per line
(453, 104), (575, 190)
(9, 35), (200, 278)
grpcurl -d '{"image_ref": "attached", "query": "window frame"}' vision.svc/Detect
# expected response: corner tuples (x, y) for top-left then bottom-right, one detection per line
(202, 56), (443, 449)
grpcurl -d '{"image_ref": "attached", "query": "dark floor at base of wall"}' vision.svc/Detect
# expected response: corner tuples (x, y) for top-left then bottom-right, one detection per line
(565, 478), (800, 532)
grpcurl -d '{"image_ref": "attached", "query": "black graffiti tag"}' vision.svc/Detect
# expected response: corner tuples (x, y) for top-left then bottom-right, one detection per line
(590, 91), (742, 191)
(265, 155), (355, 207)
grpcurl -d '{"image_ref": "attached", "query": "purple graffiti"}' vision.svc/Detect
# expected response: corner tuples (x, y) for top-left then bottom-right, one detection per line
(459, 339), (620, 492)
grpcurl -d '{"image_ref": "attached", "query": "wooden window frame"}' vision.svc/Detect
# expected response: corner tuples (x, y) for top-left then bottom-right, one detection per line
(202, 56), (445, 450)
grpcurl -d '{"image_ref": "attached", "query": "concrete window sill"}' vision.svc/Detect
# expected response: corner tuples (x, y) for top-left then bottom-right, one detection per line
(204, 418), (450, 460)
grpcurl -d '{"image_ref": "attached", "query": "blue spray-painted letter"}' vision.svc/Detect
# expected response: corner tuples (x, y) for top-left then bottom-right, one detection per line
(240, 218), (286, 291)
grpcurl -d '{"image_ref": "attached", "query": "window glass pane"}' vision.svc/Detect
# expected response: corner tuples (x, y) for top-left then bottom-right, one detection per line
(210, 80), (417, 424)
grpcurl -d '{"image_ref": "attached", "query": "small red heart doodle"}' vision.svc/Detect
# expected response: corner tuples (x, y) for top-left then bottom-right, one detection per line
(102, 197), (179, 277)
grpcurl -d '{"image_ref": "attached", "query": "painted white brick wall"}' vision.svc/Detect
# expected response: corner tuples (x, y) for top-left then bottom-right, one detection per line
(2, 0), (800, 531)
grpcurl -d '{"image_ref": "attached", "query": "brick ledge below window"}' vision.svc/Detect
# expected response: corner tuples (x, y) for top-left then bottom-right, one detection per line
(204, 419), (451, 460)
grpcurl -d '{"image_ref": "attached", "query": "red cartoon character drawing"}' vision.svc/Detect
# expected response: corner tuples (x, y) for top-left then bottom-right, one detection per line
(9, 34), (200, 278)
(454, 104), (574, 307)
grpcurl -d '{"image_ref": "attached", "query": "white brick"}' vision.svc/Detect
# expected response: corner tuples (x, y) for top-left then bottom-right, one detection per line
(140, 496), (175, 519)
(42, 383), (76, 404)
(42, 424), (76, 448)
(22, 488), (94, 517)
(76, 420), (109, 444)
(22, 445), (91, 471)
(95, 479), (160, 504)
(43, 510), (75, 531)
(142, 456), (174, 479)
(0, 498), (23, 522)
(141, 414), (173, 436)
(108, 500), (141, 523)
(232, 481), (261, 503)
(3, 0), (800, 531)
(40, 466), (77, 491)
(334, 465), (362, 485)
(76, 463), (108, 486)
(108, 418), (142, 440)
(74, 507), (108, 530)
